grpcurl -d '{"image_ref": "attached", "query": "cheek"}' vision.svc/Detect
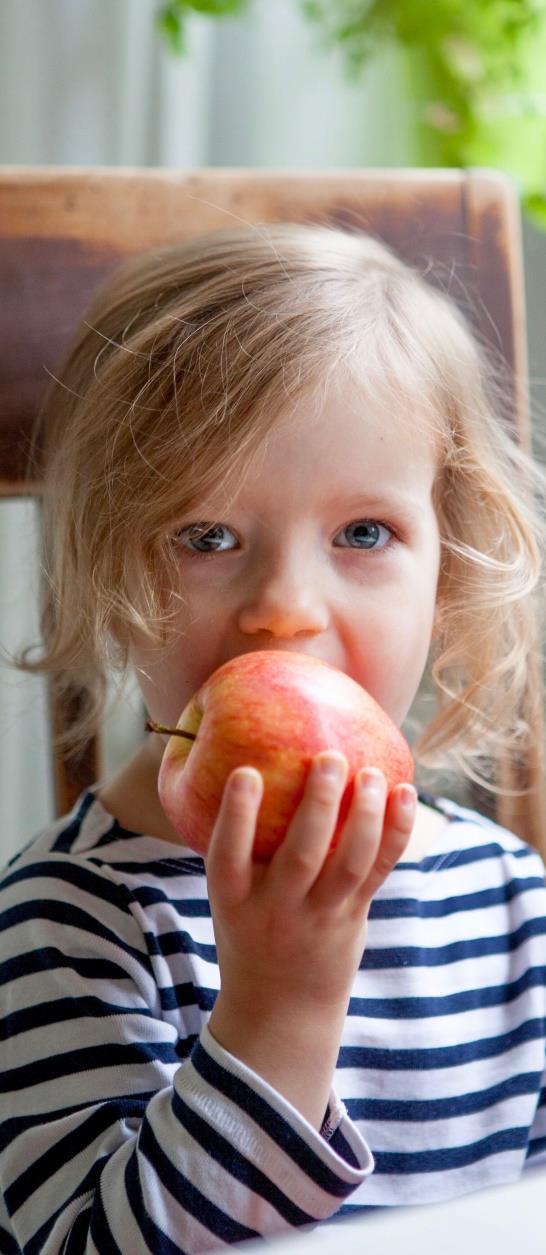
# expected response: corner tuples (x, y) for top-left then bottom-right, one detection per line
(128, 628), (221, 727)
(128, 636), (185, 714)
(351, 593), (436, 717)
(129, 649), (170, 709)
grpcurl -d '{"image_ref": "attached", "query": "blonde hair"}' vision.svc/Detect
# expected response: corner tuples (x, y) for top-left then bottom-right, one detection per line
(9, 222), (546, 804)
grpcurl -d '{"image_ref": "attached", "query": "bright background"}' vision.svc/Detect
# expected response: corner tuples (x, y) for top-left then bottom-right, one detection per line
(2, 0), (546, 859)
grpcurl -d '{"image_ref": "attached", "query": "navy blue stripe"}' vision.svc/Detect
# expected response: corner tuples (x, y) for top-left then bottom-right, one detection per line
(172, 1086), (316, 1225)
(346, 1071), (542, 1123)
(374, 1125), (528, 1173)
(338, 1016), (545, 1070)
(145, 929), (214, 961)
(130, 876), (210, 902)
(1, 993), (156, 1042)
(177, 1033), (200, 1060)
(1, 1039), (178, 1097)
(0, 1224), (19, 1254)
(362, 916), (546, 968)
(527, 1137), (546, 1159)
(327, 1126), (361, 1168)
(87, 830), (136, 853)
(416, 839), (538, 874)
(0, 859), (133, 912)
(61, 1206), (94, 1254)
(124, 1145), (189, 1253)
(138, 1111), (260, 1245)
(0, 901), (152, 977)
(0, 944), (135, 991)
(94, 862), (205, 882)
(192, 1040), (359, 1197)
(370, 875), (545, 920)
(348, 964), (546, 1020)
(48, 791), (98, 852)
(159, 981), (215, 1013)
(89, 1177), (124, 1254)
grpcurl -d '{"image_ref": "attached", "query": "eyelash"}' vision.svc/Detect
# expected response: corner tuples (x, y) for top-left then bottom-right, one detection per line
(172, 518), (401, 560)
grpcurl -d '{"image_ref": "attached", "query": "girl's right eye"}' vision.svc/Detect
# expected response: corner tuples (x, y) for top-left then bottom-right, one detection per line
(173, 523), (238, 557)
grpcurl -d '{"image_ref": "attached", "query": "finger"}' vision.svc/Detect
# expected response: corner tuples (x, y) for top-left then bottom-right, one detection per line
(268, 752), (349, 900)
(357, 781), (417, 905)
(310, 767), (388, 909)
(205, 768), (263, 904)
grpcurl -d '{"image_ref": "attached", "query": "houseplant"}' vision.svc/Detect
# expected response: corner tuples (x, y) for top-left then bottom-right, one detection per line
(155, 0), (546, 228)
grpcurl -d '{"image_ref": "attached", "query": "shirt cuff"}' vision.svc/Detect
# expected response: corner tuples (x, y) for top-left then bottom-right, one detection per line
(199, 1020), (374, 1191)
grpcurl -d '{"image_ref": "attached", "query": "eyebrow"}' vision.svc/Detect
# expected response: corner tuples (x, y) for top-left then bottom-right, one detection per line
(326, 493), (423, 515)
(196, 491), (424, 522)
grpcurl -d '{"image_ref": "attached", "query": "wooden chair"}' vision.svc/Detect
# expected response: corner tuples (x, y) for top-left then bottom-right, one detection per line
(1, 166), (544, 856)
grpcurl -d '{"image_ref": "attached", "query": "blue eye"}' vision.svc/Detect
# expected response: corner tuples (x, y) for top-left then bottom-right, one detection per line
(174, 518), (396, 558)
(176, 523), (237, 555)
(335, 520), (394, 552)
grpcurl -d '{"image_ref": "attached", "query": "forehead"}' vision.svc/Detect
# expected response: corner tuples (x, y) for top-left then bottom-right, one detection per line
(265, 362), (436, 456)
(208, 366), (441, 516)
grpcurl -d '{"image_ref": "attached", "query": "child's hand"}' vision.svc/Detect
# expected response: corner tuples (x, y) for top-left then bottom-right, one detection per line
(206, 752), (416, 1018)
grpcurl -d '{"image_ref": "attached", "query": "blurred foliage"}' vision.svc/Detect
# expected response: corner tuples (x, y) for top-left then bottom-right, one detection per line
(155, 0), (546, 227)
(156, 0), (249, 55)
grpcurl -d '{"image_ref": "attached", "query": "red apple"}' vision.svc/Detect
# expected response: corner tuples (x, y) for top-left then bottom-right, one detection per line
(156, 650), (414, 862)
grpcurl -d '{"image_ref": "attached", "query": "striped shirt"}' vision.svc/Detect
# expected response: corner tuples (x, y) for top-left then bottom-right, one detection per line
(1, 785), (545, 1252)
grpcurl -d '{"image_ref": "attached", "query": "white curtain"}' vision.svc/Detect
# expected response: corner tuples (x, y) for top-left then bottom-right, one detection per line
(0, 0), (409, 859)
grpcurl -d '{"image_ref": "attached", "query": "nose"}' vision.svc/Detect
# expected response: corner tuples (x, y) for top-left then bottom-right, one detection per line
(238, 563), (329, 640)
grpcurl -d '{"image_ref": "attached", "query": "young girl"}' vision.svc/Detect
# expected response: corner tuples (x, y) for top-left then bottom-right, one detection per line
(1, 222), (546, 1253)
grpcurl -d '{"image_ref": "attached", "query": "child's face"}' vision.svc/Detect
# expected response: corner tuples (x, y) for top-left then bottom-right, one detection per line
(130, 367), (442, 764)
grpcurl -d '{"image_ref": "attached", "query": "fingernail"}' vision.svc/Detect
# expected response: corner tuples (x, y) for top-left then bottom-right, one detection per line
(315, 755), (346, 780)
(399, 785), (417, 808)
(231, 770), (259, 795)
(358, 769), (384, 796)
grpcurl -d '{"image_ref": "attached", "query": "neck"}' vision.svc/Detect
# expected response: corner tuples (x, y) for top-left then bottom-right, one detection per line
(96, 738), (184, 845)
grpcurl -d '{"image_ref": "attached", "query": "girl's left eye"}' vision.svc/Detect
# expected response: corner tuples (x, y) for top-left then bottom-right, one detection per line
(174, 523), (237, 555)
(172, 519), (397, 557)
(334, 520), (396, 552)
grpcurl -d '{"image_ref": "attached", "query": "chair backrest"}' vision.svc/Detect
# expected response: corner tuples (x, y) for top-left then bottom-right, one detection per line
(1, 166), (544, 854)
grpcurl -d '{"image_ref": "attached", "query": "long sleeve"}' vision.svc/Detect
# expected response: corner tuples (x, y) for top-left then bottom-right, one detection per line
(0, 850), (373, 1253)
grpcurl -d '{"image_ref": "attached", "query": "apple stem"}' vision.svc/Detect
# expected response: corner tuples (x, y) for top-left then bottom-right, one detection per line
(146, 719), (196, 741)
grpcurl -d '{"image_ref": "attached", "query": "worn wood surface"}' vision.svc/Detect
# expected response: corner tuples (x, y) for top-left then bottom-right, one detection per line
(0, 167), (524, 490)
(0, 166), (543, 851)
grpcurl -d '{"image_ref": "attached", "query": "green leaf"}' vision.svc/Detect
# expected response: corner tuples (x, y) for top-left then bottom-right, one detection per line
(522, 189), (546, 228)
(186, 0), (247, 12)
(155, 7), (187, 55)
(155, 0), (249, 56)
(169, 0), (246, 16)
